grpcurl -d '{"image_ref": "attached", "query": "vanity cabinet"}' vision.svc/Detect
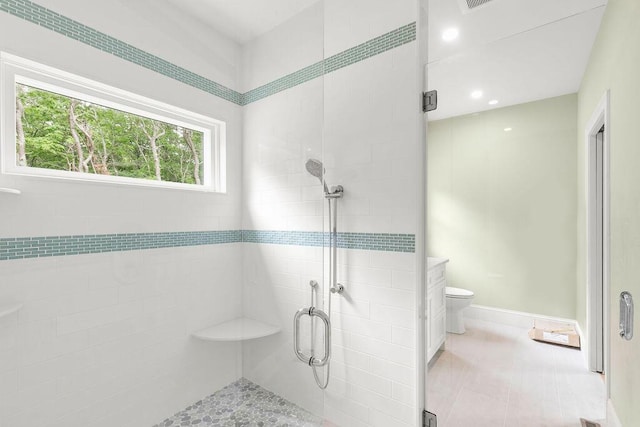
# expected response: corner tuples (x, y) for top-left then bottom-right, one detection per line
(427, 258), (448, 363)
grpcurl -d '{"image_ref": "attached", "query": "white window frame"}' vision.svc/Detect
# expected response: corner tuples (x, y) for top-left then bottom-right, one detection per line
(0, 52), (226, 192)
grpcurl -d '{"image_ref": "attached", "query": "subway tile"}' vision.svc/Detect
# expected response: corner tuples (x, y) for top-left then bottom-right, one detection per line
(331, 296), (371, 319)
(341, 266), (392, 288)
(56, 305), (121, 335)
(391, 382), (415, 404)
(392, 325), (416, 349)
(2, 377), (59, 417)
(346, 284), (415, 310)
(332, 314), (392, 342)
(348, 383), (414, 424)
(0, 1), (414, 107)
(392, 269), (417, 290)
(370, 357), (416, 388)
(0, 5), (420, 427)
(369, 408), (411, 427)
(0, 0), (241, 104)
(21, 328), (90, 366)
(331, 345), (372, 370)
(331, 361), (392, 396)
(324, 390), (370, 423)
(349, 333), (414, 367)
(18, 350), (92, 390)
(323, 404), (371, 427)
(370, 304), (416, 329)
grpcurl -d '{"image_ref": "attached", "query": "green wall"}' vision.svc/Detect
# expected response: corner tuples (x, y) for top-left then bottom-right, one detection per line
(427, 94), (577, 319)
(577, 0), (640, 423)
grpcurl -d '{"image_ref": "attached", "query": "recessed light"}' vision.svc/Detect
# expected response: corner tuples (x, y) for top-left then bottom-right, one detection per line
(470, 90), (483, 99)
(442, 28), (459, 42)
(488, 99), (499, 105)
(504, 127), (512, 132)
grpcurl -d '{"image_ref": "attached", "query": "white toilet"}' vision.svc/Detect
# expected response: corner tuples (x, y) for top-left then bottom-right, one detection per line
(445, 286), (474, 334)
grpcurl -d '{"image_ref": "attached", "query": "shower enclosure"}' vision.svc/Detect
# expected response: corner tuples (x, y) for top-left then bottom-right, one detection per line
(0, 0), (426, 426)
(240, 3), (329, 421)
(239, 0), (426, 418)
(235, 0), (426, 423)
(293, 159), (344, 390)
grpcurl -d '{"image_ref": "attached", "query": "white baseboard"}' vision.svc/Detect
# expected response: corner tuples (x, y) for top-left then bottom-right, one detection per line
(465, 304), (579, 331)
(574, 321), (589, 368)
(607, 399), (622, 427)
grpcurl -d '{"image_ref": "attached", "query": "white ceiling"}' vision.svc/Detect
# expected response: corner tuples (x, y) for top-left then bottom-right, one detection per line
(30, 0), (607, 114)
(428, 0), (607, 121)
(164, 0), (320, 45)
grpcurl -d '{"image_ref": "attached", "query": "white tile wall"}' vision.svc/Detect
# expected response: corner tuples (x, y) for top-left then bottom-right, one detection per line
(1, 1), (423, 426)
(27, 0), (243, 91)
(0, 8), (244, 427)
(241, 1), (421, 424)
(324, 0), (416, 57)
(323, 43), (419, 235)
(242, 77), (325, 232)
(0, 14), (243, 239)
(241, 2), (324, 92)
(0, 245), (243, 427)
(240, 241), (325, 416)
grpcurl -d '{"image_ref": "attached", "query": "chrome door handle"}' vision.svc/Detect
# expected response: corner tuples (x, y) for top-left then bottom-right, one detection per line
(293, 307), (331, 366)
(620, 291), (634, 340)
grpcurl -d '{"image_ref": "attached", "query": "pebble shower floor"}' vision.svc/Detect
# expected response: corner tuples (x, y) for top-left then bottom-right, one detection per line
(154, 378), (323, 427)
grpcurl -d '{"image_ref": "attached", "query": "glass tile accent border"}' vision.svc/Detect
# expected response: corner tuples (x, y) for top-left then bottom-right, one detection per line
(242, 230), (415, 253)
(243, 22), (416, 104)
(242, 61), (325, 105)
(0, 0), (416, 106)
(0, 230), (243, 261)
(0, 0), (243, 104)
(0, 229), (415, 261)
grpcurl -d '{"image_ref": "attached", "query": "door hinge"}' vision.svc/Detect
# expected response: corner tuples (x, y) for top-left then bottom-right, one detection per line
(423, 410), (437, 427)
(423, 90), (437, 113)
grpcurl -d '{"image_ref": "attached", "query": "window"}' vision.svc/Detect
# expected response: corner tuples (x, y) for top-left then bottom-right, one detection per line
(1, 53), (225, 192)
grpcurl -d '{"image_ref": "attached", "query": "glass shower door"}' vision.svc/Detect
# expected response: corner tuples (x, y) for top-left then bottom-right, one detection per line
(239, 1), (328, 424)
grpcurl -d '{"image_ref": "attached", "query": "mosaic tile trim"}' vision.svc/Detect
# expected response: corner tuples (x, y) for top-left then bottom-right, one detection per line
(242, 230), (415, 253)
(0, 230), (242, 261)
(242, 22), (417, 105)
(243, 61), (325, 105)
(0, 0), (416, 106)
(324, 22), (416, 74)
(0, 0), (243, 105)
(154, 377), (322, 427)
(0, 229), (415, 261)
(336, 231), (415, 253)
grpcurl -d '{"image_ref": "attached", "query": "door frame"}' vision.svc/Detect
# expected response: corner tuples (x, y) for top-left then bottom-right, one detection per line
(585, 90), (610, 395)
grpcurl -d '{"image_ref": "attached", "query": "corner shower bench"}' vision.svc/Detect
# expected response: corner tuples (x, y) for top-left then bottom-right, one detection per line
(192, 317), (281, 341)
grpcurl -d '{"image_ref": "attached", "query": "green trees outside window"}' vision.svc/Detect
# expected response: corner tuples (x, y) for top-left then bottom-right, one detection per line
(15, 84), (205, 185)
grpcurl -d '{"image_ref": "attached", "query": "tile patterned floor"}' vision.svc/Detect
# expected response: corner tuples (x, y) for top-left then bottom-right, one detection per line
(427, 318), (606, 427)
(154, 378), (323, 427)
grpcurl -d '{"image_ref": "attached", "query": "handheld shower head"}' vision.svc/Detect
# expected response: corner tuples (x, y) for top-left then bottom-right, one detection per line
(305, 158), (323, 180)
(305, 158), (329, 193)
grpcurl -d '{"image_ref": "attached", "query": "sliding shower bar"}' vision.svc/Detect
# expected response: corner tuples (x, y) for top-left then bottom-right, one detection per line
(298, 158), (344, 388)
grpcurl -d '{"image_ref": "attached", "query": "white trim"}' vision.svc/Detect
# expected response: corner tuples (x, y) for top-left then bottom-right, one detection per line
(0, 52), (226, 193)
(417, 20), (429, 426)
(417, 2), (429, 422)
(574, 321), (588, 368)
(607, 399), (622, 427)
(585, 90), (610, 391)
(465, 304), (579, 330)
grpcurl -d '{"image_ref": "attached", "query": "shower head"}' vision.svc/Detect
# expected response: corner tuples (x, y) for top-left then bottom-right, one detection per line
(305, 158), (329, 193)
(305, 158), (323, 180)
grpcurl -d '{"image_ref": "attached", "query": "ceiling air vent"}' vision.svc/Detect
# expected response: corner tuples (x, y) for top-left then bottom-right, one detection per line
(466, 0), (493, 8)
(457, 0), (495, 13)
